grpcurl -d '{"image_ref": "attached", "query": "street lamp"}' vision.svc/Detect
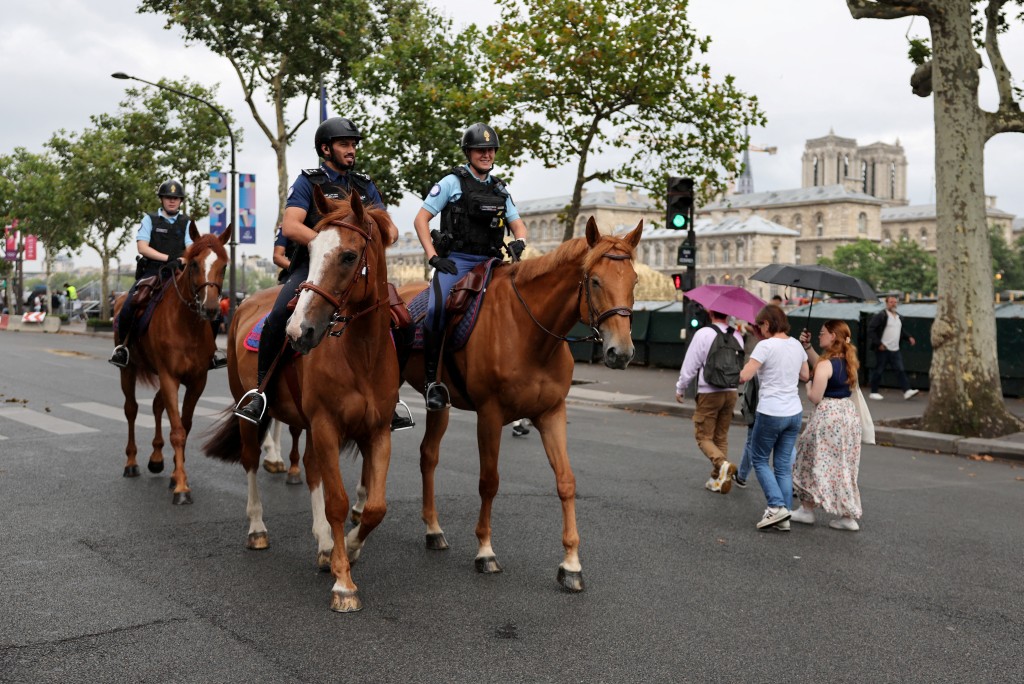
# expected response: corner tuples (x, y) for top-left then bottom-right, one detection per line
(111, 71), (238, 319)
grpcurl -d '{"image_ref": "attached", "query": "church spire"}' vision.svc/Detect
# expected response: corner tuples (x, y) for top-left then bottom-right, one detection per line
(737, 125), (755, 194)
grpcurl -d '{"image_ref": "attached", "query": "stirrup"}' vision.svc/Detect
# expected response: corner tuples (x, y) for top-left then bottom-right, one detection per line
(425, 382), (451, 411)
(108, 345), (130, 368)
(233, 389), (267, 425)
(390, 400), (416, 432)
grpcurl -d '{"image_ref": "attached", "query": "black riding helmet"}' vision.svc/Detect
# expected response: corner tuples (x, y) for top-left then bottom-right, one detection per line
(315, 117), (363, 156)
(461, 123), (500, 153)
(157, 180), (185, 199)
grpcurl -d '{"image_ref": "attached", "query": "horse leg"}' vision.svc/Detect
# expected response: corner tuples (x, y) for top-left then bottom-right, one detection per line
(420, 408), (451, 550)
(473, 408), (504, 574)
(148, 392), (165, 474)
(309, 423), (361, 612)
(346, 429), (392, 565)
(262, 419), (286, 473)
(351, 465), (367, 526)
(532, 404), (584, 592)
(303, 435), (333, 572)
(286, 425), (303, 485)
(240, 420), (269, 549)
(156, 372), (191, 505)
(119, 368), (141, 478)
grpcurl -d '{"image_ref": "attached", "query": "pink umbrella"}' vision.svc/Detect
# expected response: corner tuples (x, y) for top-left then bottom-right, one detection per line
(683, 284), (767, 324)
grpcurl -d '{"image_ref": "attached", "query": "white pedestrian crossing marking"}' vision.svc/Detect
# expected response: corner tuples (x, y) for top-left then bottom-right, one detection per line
(66, 402), (155, 428)
(0, 407), (100, 435)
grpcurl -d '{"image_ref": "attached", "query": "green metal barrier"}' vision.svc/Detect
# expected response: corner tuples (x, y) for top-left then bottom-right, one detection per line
(646, 311), (687, 368)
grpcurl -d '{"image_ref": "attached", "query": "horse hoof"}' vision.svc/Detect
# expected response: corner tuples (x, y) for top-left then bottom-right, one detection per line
(475, 556), (503, 574)
(350, 510), (362, 526)
(247, 531), (269, 550)
(317, 550), (332, 572)
(172, 491), (193, 505)
(286, 472), (303, 485)
(263, 460), (286, 474)
(330, 590), (363, 613)
(557, 566), (585, 593)
(123, 465), (140, 478)
(148, 460), (164, 474)
(425, 532), (449, 551)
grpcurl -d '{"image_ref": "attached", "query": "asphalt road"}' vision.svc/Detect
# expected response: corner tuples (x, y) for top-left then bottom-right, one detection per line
(1, 331), (1022, 683)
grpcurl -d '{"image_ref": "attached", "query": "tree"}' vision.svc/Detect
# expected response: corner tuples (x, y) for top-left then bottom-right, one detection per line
(486, 0), (765, 241)
(847, 0), (1024, 437)
(139, 0), (377, 226)
(820, 238), (938, 295)
(990, 225), (1024, 291)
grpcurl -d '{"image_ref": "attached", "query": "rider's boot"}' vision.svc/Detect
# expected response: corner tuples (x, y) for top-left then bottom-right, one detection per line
(234, 370), (267, 425)
(423, 330), (450, 411)
(390, 400), (416, 431)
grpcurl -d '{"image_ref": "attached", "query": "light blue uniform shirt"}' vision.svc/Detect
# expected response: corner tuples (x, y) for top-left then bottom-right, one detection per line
(422, 165), (520, 221)
(136, 209), (194, 247)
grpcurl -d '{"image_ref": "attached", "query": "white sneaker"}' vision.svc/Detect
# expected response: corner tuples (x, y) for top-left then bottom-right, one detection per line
(868, 393), (884, 401)
(704, 477), (721, 493)
(829, 517), (860, 531)
(756, 507), (791, 530)
(790, 506), (816, 525)
(776, 519), (791, 531)
(903, 389), (919, 400)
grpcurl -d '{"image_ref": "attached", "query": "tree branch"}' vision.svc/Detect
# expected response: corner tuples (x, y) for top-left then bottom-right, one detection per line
(984, 0), (1019, 113)
(846, 0), (934, 20)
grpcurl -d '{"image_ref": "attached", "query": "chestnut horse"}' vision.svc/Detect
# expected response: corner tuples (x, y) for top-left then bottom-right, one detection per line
(204, 189), (398, 613)
(395, 218), (641, 592)
(112, 223), (231, 505)
(261, 419), (303, 485)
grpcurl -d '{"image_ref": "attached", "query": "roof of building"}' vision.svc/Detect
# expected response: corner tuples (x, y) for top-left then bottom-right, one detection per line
(881, 203), (1016, 221)
(517, 190), (657, 215)
(701, 184), (886, 211)
(637, 215), (798, 241)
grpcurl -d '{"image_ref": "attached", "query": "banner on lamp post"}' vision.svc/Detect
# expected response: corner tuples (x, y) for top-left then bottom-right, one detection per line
(239, 173), (256, 244)
(209, 170), (227, 235)
(24, 235), (37, 260)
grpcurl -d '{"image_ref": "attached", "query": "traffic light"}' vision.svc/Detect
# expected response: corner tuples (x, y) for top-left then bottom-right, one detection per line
(666, 177), (694, 230)
(685, 301), (709, 329)
(671, 273), (683, 290)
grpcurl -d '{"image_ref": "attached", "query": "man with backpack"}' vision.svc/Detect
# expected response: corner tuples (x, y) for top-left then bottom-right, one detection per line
(674, 309), (746, 494)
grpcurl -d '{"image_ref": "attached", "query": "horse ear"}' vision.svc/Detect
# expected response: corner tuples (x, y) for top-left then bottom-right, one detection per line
(585, 216), (600, 247)
(218, 221), (233, 245)
(313, 184), (331, 217)
(349, 188), (365, 223)
(189, 220), (201, 242)
(622, 219), (643, 249)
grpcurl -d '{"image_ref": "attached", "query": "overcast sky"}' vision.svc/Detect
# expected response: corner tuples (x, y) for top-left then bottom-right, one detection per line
(4, 0), (1023, 268)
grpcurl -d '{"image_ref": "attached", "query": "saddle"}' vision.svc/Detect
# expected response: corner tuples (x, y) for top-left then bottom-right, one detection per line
(114, 275), (173, 341)
(405, 258), (504, 352)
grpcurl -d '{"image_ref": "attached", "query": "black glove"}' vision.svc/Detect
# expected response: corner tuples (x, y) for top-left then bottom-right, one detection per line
(429, 255), (458, 275)
(508, 239), (526, 259)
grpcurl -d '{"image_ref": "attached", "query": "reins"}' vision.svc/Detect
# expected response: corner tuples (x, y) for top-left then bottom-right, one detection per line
(170, 247), (225, 317)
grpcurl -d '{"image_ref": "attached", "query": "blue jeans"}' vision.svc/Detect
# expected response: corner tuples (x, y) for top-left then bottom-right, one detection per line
(738, 419), (755, 482)
(749, 412), (803, 509)
(870, 349), (910, 393)
(426, 252), (492, 332)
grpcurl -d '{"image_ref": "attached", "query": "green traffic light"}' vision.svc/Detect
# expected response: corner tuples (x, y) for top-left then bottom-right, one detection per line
(689, 317), (699, 328)
(672, 213), (686, 229)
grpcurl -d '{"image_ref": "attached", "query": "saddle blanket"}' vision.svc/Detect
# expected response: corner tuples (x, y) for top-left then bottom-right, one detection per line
(407, 259), (500, 352)
(244, 314), (269, 352)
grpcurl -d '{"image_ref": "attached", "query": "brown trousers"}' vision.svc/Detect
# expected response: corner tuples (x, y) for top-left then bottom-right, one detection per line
(692, 391), (738, 476)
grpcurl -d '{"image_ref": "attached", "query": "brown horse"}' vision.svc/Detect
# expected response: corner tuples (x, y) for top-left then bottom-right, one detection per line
(112, 223), (231, 505)
(261, 419), (303, 485)
(204, 189), (398, 613)
(396, 217), (642, 592)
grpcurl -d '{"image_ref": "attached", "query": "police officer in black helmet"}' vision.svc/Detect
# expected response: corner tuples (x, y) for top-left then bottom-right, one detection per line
(233, 116), (398, 425)
(413, 123), (528, 411)
(109, 179), (200, 368)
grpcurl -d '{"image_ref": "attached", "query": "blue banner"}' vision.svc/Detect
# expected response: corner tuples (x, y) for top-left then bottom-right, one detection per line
(209, 170), (227, 235)
(239, 173), (256, 244)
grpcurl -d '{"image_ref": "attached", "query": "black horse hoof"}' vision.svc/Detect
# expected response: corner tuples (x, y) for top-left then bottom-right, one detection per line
(148, 460), (164, 474)
(425, 532), (449, 551)
(475, 556), (502, 574)
(123, 465), (140, 478)
(172, 491), (193, 505)
(286, 473), (303, 485)
(557, 566), (585, 593)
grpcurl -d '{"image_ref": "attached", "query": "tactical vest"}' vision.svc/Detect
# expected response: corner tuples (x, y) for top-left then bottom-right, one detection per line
(439, 167), (510, 257)
(145, 211), (190, 262)
(293, 168), (374, 268)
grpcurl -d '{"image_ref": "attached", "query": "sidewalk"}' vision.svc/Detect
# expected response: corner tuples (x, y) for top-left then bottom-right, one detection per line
(569, 360), (1024, 463)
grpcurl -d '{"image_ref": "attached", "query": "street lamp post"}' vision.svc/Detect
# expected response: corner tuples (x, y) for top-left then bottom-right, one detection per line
(111, 71), (238, 319)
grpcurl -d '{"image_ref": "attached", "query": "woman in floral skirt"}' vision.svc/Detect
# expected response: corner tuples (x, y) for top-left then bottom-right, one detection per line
(792, 320), (863, 531)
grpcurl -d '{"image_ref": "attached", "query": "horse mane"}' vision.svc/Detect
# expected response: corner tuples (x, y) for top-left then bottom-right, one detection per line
(510, 232), (637, 284)
(316, 194), (398, 249)
(183, 233), (227, 260)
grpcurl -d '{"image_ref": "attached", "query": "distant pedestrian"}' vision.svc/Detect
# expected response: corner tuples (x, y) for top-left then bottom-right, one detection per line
(771, 294), (784, 306)
(739, 304), (810, 530)
(792, 321), (863, 531)
(64, 283), (81, 321)
(867, 295), (918, 400)
(675, 309), (745, 494)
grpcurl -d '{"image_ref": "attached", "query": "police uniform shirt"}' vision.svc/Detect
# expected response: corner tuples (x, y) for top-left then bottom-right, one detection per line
(421, 164), (520, 220)
(274, 227), (289, 249)
(286, 163), (385, 212)
(136, 209), (194, 247)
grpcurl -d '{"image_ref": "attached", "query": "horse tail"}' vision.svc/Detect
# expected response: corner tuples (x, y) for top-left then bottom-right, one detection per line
(203, 409), (244, 463)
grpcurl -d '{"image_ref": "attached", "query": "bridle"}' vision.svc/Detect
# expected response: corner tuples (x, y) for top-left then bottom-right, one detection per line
(511, 250), (634, 343)
(170, 248), (224, 317)
(294, 217), (387, 337)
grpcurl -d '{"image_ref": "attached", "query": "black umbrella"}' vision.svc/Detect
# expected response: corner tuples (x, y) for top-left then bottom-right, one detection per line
(750, 263), (877, 327)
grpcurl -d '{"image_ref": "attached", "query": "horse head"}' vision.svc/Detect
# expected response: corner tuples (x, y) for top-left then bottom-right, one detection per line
(286, 186), (396, 354)
(582, 217), (642, 369)
(181, 221), (231, 320)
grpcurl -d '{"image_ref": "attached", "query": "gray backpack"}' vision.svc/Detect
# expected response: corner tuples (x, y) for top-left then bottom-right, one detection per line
(703, 326), (744, 389)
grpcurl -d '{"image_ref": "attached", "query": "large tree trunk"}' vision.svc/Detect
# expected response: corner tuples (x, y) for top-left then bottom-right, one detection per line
(920, 4), (1020, 437)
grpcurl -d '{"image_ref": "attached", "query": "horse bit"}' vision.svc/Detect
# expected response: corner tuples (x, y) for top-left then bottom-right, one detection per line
(171, 257), (223, 316)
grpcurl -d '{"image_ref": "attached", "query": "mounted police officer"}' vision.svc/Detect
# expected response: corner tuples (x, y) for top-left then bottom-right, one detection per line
(109, 179), (197, 368)
(233, 116), (397, 425)
(412, 122), (528, 411)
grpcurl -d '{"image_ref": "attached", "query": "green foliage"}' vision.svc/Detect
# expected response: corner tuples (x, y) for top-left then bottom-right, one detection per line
(907, 38), (931, 66)
(818, 238), (937, 294)
(485, 0), (765, 237)
(991, 225), (1024, 290)
(0, 148), (83, 260)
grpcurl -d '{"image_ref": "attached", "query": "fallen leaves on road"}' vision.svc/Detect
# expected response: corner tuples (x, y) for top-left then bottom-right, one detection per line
(967, 454), (995, 462)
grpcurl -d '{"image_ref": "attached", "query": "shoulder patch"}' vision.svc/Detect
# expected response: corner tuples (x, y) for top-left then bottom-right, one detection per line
(350, 171), (371, 182)
(287, 185), (294, 199)
(429, 184), (441, 197)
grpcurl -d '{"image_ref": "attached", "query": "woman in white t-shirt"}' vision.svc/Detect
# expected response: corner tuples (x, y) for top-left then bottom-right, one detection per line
(738, 304), (810, 531)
